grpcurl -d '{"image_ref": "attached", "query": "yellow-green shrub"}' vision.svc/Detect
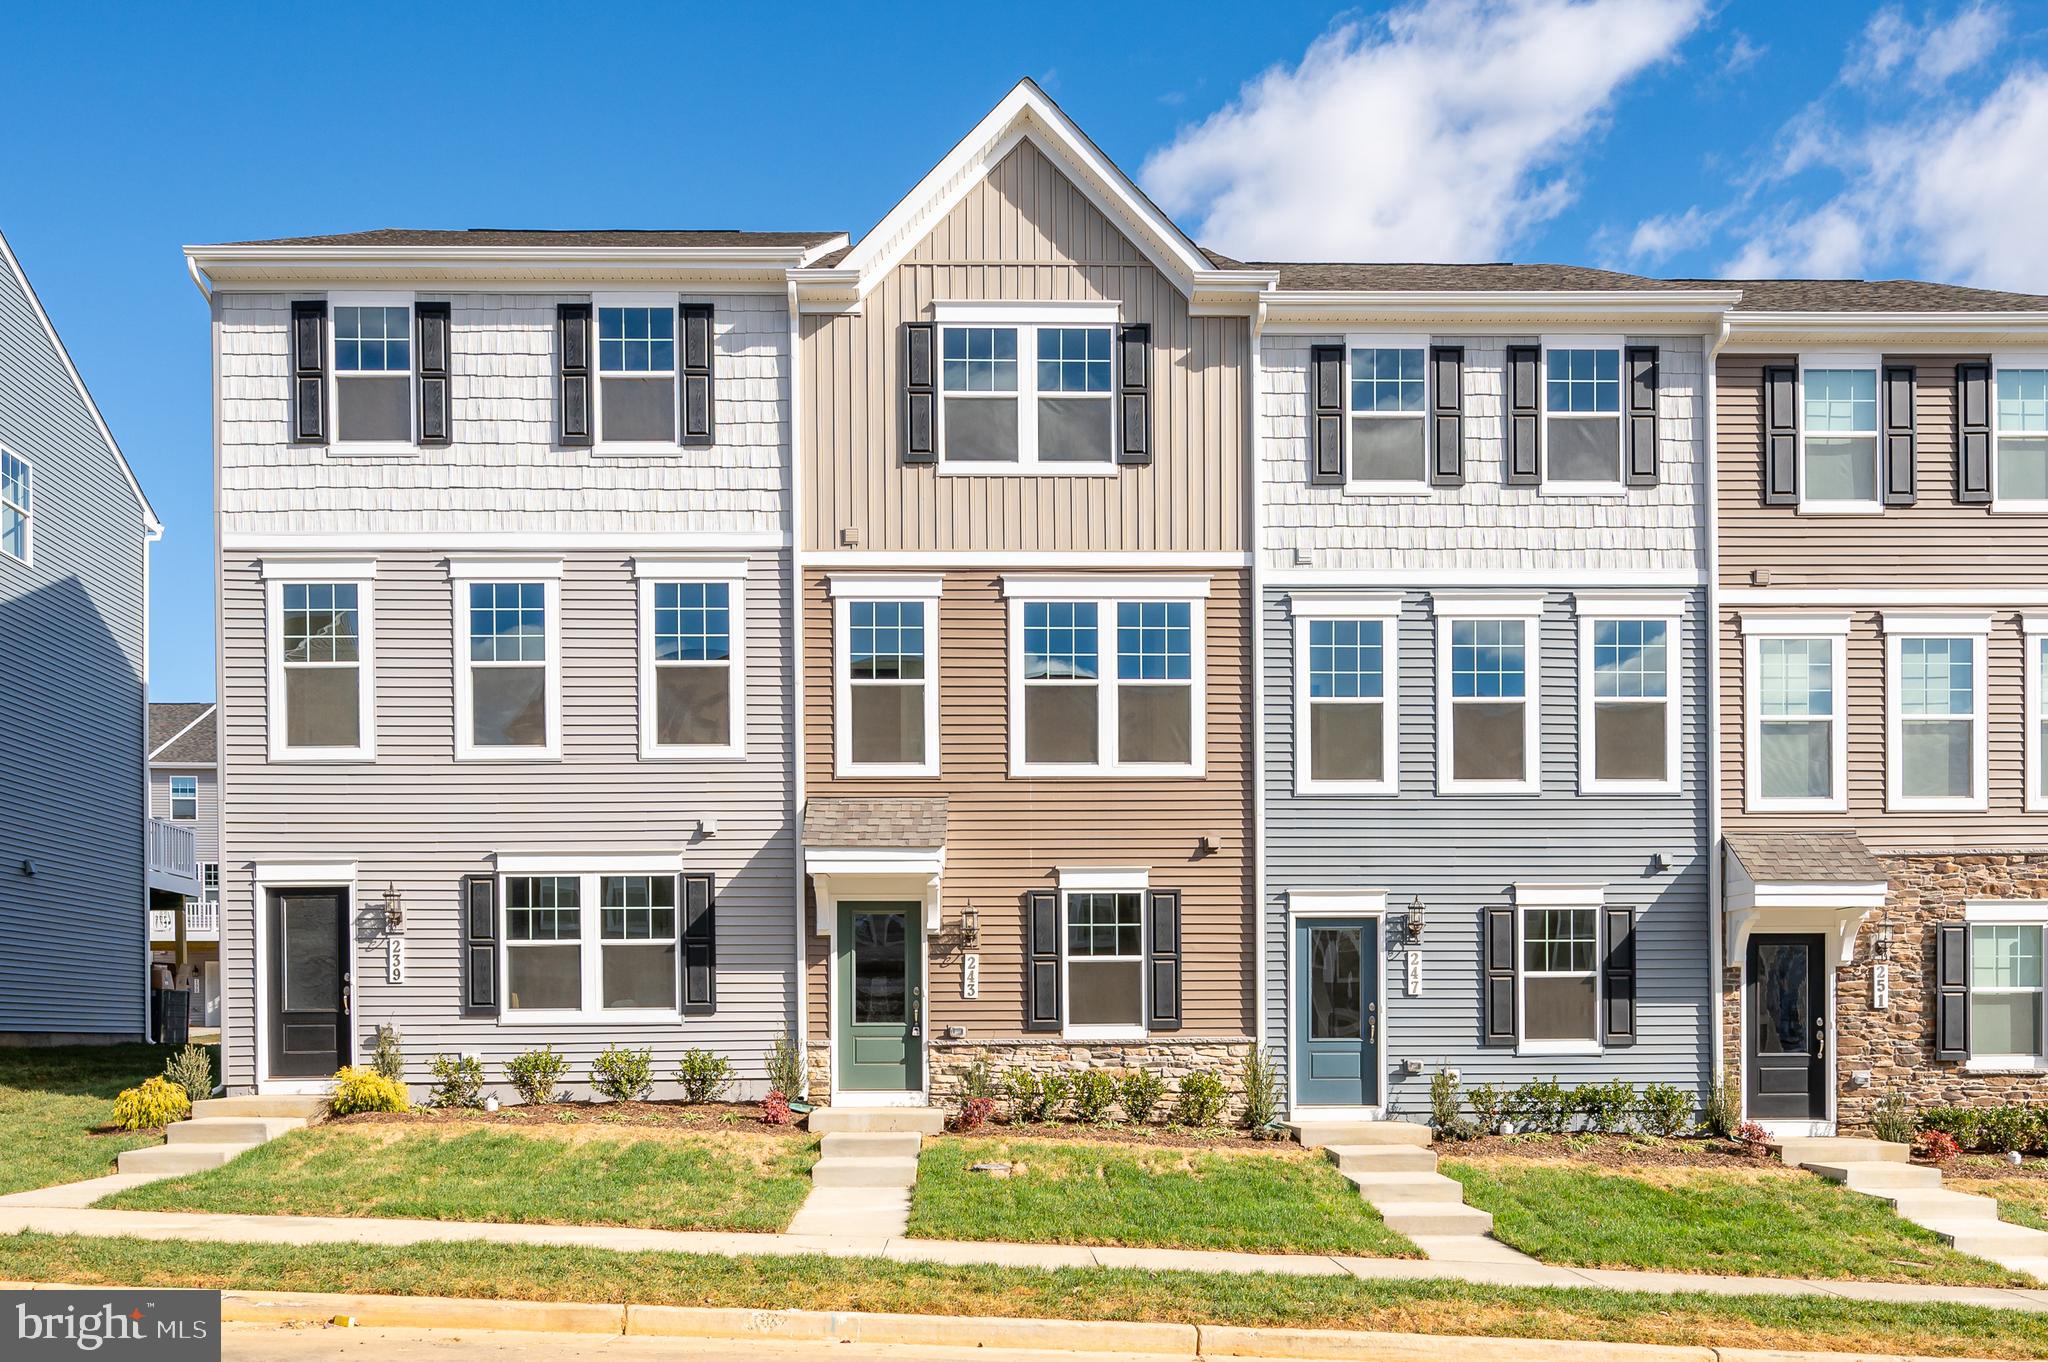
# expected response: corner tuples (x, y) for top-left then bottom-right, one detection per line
(110, 1076), (190, 1131)
(328, 1065), (410, 1116)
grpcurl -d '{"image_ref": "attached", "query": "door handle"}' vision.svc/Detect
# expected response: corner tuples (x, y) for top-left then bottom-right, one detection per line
(1814, 1019), (1824, 1059)
(342, 971), (352, 1016)
(1368, 1002), (1378, 1044)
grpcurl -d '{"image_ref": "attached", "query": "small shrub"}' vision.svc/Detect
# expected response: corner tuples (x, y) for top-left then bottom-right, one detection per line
(1916, 1129), (1962, 1165)
(369, 1025), (405, 1083)
(1466, 1083), (1511, 1136)
(1172, 1071), (1228, 1128)
(1004, 1068), (1047, 1122)
(676, 1049), (736, 1104)
(1919, 1105), (1983, 1150)
(1038, 1071), (1075, 1120)
(1702, 1076), (1741, 1139)
(1118, 1069), (1167, 1124)
(1577, 1079), (1637, 1136)
(590, 1046), (654, 1103)
(505, 1046), (567, 1106)
(1977, 1105), (2031, 1155)
(952, 1096), (996, 1132)
(162, 1044), (214, 1105)
(958, 1054), (999, 1101)
(1869, 1093), (1915, 1145)
(111, 1076), (190, 1131)
(1636, 1083), (1695, 1139)
(1240, 1048), (1281, 1129)
(329, 1065), (409, 1116)
(428, 1053), (486, 1110)
(1735, 1120), (1770, 1156)
(760, 1090), (793, 1126)
(1430, 1070), (1476, 1141)
(1072, 1070), (1119, 1124)
(1516, 1077), (1573, 1135)
(765, 1030), (806, 1099)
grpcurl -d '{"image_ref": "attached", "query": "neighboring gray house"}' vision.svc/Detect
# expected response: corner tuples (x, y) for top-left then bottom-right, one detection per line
(186, 232), (844, 1096)
(1253, 273), (1730, 1119)
(0, 229), (176, 1043)
(150, 702), (220, 1027)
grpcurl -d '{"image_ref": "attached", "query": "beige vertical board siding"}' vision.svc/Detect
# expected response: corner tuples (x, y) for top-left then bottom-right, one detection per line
(800, 139), (1246, 555)
(801, 569), (1254, 1040)
(1716, 356), (2048, 853)
(150, 767), (220, 863)
(218, 550), (796, 1092)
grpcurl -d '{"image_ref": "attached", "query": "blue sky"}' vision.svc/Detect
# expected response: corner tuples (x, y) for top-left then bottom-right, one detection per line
(3, 0), (2043, 701)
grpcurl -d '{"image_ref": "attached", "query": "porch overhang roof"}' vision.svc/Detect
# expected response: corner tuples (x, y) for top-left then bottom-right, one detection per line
(803, 797), (949, 933)
(1723, 833), (1889, 966)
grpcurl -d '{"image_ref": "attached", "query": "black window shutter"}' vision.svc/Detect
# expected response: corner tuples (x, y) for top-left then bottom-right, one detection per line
(1429, 345), (1464, 486)
(1025, 890), (1060, 1031)
(1956, 361), (1993, 504)
(1146, 889), (1182, 1032)
(1934, 921), (1971, 1060)
(1482, 905), (1517, 1046)
(681, 873), (716, 1016)
(1308, 343), (1345, 484)
(1762, 365), (1799, 505)
(680, 303), (715, 447)
(904, 323), (937, 465)
(1880, 365), (1916, 506)
(462, 875), (498, 1017)
(416, 302), (451, 447)
(1118, 323), (1152, 466)
(1625, 346), (1659, 487)
(1505, 344), (1541, 485)
(1602, 906), (1636, 1046)
(290, 301), (327, 445)
(558, 303), (593, 448)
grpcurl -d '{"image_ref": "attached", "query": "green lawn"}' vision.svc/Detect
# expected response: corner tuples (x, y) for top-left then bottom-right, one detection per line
(1446, 1158), (2022, 1285)
(907, 1138), (1416, 1256)
(3, 1231), (2045, 1357)
(0, 1045), (187, 1195)
(103, 1124), (817, 1234)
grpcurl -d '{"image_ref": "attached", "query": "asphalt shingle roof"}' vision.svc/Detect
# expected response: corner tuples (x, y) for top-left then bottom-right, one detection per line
(1726, 831), (1886, 885)
(802, 797), (948, 848)
(148, 703), (215, 764)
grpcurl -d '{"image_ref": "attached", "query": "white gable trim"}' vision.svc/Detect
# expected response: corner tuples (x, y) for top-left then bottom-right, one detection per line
(149, 704), (217, 762)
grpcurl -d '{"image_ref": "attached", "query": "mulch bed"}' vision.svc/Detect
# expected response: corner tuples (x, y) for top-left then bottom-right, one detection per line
(938, 1121), (1295, 1152)
(1439, 1133), (1767, 1170)
(1946, 1152), (2048, 1180)
(329, 1100), (807, 1139)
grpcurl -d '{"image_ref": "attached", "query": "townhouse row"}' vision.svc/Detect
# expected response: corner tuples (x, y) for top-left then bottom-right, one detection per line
(184, 82), (2048, 1135)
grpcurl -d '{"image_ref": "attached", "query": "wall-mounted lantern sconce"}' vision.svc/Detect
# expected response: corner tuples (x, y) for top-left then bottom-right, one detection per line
(1873, 926), (1892, 961)
(381, 882), (405, 933)
(960, 905), (981, 949)
(1404, 895), (1425, 944)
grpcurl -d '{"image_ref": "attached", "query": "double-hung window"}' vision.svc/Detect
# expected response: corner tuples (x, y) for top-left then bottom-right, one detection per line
(264, 561), (375, 761)
(505, 875), (582, 1012)
(1065, 889), (1145, 1034)
(1, 447), (29, 562)
(1434, 595), (1542, 793)
(1995, 361), (2048, 508)
(596, 299), (677, 446)
(937, 306), (1116, 469)
(1008, 578), (1207, 777)
(451, 560), (560, 760)
(202, 862), (220, 904)
(1968, 907), (2046, 1067)
(636, 559), (744, 758)
(332, 298), (413, 445)
(1885, 615), (1988, 811)
(1520, 893), (1601, 1050)
(2028, 617), (2048, 813)
(600, 875), (678, 1011)
(1576, 596), (1683, 794)
(169, 776), (197, 820)
(502, 868), (688, 1018)
(1293, 596), (1400, 794)
(832, 577), (940, 776)
(1799, 359), (1881, 511)
(1348, 339), (1428, 488)
(1543, 339), (1623, 488)
(1742, 614), (1848, 811)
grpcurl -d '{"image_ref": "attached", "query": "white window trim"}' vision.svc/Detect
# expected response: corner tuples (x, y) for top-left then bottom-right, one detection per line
(450, 558), (564, 762)
(831, 574), (942, 778)
(0, 443), (30, 565)
(497, 867), (686, 1025)
(1432, 593), (1544, 796)
(591, 291), (685, 456)
(202, 861), (220, 904)
(1796, 353), (1884, 516)
(1882, 612), (1991, 813)
(1539, 334), (1626, 496)
(1005, 582), (1209, 779)
(933, 307), (1120, 475)
(2026, 614), (2048, 814)
(1574, 592), (1685, 796)
(1992, 352), (2048, 513)
(1963, 901), (2048, 1071)
(1057, 866), (1150, 1041)
(1344, 333), (1432, 494)
(169, 775), (198, 819)
(1513, 882), (1607, 1057)
(1740, 611), (1851, 814)
(635, 558), (748, 761)
(1290, 593), (1401, 796)
(328, 291), (418, 455)
(262, 559), (377, 763)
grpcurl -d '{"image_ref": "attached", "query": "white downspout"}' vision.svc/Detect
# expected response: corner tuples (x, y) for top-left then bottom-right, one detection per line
(786, 277), (810, 1098)
(1249, 298), (1270, 1062)
(1704, 314), (1732, 1109)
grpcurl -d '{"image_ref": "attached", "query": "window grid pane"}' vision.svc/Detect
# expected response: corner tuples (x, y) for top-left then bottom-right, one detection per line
(848, 600), (925, 680)
(1308, 618), (1385, 699)
(1973, 924), (2044, 990)
(282, 583), (361, 664)
(1349, 348), (1426, 413)
(653, 582), (731, 663)
(468, 582), (546, 663)
(597, 307), (676, 374)
(1066, 892), (1143, 958)
(1024, 601), (1098, 681)
(1035, 327), (1112, 394)
(1804, 369), (1877, 432)
(333, 306), (411, 373)
(599, 875), (677, 941)
(941, 327), (1019, 392)
(1450, 619), (1526, 699)
(1545, 349), (1620, 413)
(1759, 638), (1833, 716)
(1900, 637), (1973, 717)
(1522, 907), (1597, 973)
(1593, 619), (1668, 699)
(1117, 602), (1192, 681)
(505, 876), (581, 941)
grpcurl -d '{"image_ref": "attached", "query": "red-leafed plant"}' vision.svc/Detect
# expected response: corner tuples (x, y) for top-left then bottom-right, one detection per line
(1735, 1120), (1771, 1156)
(760, 1090), (793, 1126)
(952, 1095), (996, 1132)
(1916, 1129), (1962, 1165)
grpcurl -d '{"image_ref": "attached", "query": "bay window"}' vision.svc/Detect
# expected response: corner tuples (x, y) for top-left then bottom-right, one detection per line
(1292, 595), (1400, 794)
(1885, 616), (1987, 810)
(1742, 614), (1848, 812)
(1434, 595), (1542, 794)
(832, 576), (941, 777)
(937, 306), (1117, 469)
(637, 559), (745, 758)
(264, 560), (375, 761)
(1799, 361), (1880, 510)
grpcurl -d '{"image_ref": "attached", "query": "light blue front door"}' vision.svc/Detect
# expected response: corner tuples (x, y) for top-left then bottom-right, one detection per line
(1295, 918), (1379, 1107)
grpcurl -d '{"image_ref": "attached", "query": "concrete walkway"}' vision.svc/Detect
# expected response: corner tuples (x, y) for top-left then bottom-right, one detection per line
(4, 1199), (2047, 1312)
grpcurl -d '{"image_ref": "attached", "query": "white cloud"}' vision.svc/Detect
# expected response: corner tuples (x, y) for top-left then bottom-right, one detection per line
(1625, 206), (1720, 265)
(1720, 33), (1765, 76)
(1845, 3), (2006, 91)
(1139, 0), (1705, 261)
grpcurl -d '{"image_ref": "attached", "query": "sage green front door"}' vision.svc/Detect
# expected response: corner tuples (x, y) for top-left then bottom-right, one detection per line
(837, 902), (922, 1091)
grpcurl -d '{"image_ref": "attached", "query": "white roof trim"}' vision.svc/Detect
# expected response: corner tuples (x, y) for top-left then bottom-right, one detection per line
(149, 703), (217, 762)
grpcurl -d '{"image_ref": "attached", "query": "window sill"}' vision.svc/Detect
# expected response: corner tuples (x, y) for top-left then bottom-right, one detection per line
(1964, 1058), (2048, 1074)
(1063, 1026), (1149, 1042)
(1988, 501), (2048, 514)
(1583, 779), (1682, 797)
(1744, 797), (1849, 815)
(498, 1010), (683, 1027)
(1343, 481), (1431, 498)
(1537, 482), (1627, 498)
(1886, 796), (1989, 814)
(267, 749), (378, 764)
(1439, 779), (1542, 797)
(325, 443), (422, 459)
(834, 763), (941, 780)
(935, 463), (1119, 477)
(642, 745), (746, 763)
(454, 750), (563, 763)
(1296, 779), (1400, 797)
(1516, 1041), (1603, 1058)
(594, 443), (690, 458)
(1014, 763), (1206, 780)
(1795, 501), (1884, 516)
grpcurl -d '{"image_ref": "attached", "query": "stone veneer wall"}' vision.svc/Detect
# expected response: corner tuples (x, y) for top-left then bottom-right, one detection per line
(803, 1036), (1257, 1118)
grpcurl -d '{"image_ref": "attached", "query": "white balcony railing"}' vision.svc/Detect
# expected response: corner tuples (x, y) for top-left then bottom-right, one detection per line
(146, 817), (199, 893)
(151, 899), (220, 942)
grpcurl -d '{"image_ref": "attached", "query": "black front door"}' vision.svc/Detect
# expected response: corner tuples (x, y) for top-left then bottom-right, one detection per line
(270, 889), (350, 1077)
(1746, 933), (1827, 1121)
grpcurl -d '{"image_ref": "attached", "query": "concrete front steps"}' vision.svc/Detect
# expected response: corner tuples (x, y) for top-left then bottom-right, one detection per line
(116, 1095), (322, 1176)
(1289, 1119), (1521, 1261)
(788, 1106), (942, 1237)
(1777, 1135), (2048, 1283)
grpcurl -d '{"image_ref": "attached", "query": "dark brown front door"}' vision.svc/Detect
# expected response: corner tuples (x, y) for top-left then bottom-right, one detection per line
(270, 889), (350, 1077)
(1746, 933), (1827, 1121)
